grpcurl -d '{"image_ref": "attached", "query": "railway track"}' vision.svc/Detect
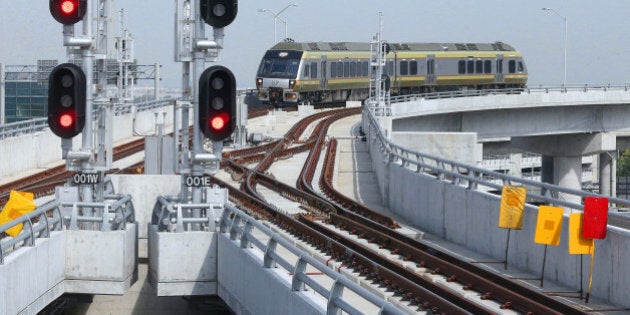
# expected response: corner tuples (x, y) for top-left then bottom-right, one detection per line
(1, 103), (594, 313)
(215, 106), (590, 314)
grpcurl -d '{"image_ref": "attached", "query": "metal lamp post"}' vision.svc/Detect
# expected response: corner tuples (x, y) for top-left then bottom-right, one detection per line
(258, 4), (298, 43)
(542, 7), (568, 86)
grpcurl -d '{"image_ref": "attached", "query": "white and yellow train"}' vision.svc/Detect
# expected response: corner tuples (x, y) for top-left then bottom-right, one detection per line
(255, 41), (528, 107)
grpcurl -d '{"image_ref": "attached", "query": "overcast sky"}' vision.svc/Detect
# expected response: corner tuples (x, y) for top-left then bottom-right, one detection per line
(1, 0), (630, 88)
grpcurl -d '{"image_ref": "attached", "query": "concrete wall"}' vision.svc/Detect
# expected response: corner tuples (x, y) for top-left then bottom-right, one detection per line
(392, 132), (482, 165)
(370, 142), (630, 309)
(0, 232), (66, 315)
(0, 226), (137, 314)
(0, 105), (174, 181)
(217, 234), (324, 315)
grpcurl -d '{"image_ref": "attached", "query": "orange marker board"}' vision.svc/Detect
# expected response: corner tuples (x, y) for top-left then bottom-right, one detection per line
(568, 213), (594, 255)
(0, 191), (37, 237)
(534, 205), (563, 246)
(498, 186), (526, 229)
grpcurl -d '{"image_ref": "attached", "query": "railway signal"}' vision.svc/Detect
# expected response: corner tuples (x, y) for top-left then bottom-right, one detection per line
(49, 0), (87, 25)
(48, 63), (86, 139)
(199, 0), (238, 28)
(199, 66), (236, 141)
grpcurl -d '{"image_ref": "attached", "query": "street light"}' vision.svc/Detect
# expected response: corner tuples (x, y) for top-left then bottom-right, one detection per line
(258, 4), (298, 43)
(542, 7), (568, 86)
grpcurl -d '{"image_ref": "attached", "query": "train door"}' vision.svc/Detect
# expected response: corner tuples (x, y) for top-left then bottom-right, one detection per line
(319, 56), (328, 90)
(495, 54), (505, 85)
(426, 54), (436, 85)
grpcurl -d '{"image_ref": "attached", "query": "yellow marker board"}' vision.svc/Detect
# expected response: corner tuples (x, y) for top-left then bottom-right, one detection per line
(568, 213), (594, 255)
(534, 205), (563, 246)
(0, 191), (36, 237)
(498, 186), (526, 229)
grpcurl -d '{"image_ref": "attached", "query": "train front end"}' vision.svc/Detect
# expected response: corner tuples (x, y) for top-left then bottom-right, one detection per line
(256, 50), (303, 107)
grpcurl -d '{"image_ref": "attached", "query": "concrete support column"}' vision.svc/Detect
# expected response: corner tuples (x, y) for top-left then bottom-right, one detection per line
(541, 155), (554, 185)
(554, 156), (583, 205)
(509, 153), (522, 177)
(599, 152), (613, 196)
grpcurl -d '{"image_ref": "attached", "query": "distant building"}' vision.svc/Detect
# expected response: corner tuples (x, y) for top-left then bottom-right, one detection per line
(3, 60), (57, 123)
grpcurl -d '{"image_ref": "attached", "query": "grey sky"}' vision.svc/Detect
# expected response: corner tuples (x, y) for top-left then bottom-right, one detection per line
(1, 0), (629, 88)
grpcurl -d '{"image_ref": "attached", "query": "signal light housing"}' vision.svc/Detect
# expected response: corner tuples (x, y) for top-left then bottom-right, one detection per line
(48, 63), (86, 139)
(200, 0), (238, 28)
(50, 0), (87, 25)
(199, 66), (236, 141)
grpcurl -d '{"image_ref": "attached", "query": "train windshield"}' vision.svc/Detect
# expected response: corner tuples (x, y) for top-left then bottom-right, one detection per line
(257, 50), (303, 79)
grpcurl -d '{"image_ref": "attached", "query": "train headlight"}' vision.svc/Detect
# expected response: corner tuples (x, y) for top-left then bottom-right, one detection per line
(284, 92), (298, 101)
(256, 78), (263, 89)
(288, 79), (296, 89)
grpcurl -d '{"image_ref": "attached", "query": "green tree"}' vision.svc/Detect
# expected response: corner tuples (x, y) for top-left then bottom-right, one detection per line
(617, 149), (630, 176)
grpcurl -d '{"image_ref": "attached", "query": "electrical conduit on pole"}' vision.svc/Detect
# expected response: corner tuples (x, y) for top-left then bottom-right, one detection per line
(191, 0), (205, 230)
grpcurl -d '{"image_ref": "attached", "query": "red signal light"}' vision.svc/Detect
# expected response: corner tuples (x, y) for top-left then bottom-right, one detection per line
(50, 0), (86, 25)
(59, 112), (75, 128)
(210, 113), (229, 131)
(61, 0), (76, 15)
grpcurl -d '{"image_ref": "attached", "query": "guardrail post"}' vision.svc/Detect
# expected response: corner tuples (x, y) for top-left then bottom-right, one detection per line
(240, 220), (253, 248)
(326, 279), (345, 315)
(69, 203), (79, 230)
(263, 237), (278, 268)
(230, 215), (242, 240)
(176, 204), (185, 232)
(291, 256), (308, 291)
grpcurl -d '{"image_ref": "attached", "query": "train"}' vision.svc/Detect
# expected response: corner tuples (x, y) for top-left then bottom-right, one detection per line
(255, 41), (528, 107)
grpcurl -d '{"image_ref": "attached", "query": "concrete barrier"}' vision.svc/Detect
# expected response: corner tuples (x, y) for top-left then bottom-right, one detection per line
(370, 141), (630, 309)
(217, 234), (323, 315)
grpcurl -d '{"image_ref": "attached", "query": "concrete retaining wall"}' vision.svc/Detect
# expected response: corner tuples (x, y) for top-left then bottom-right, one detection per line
(369, 141), (630, 308)
(217, 235), (323, 315)
(0, 105), (174, 181)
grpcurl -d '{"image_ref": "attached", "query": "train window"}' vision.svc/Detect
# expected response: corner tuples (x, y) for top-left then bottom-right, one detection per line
(350, 62), (357, 77)
(311, 62), (318, 78)
(362, 61), (369, 76)
(484, 60), (492, 74)
(467, 60), (474, 74)
(410, 61), (418, 75)
(475, 60), (483, 74)
(508, 60), (516, 73)
(343, 62), (350, 77)
(387, 61), (394, 76)
(304, 64), (310, 78)
(331, 62), (337, 78)
(458, 60), (466, 74)
(337, 62), (344, 78)
(518, 61), (524, 72)
(400, 61), (408, 76)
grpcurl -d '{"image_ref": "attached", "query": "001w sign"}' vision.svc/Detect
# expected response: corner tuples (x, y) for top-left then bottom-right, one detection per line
(72, 172), (101, 185)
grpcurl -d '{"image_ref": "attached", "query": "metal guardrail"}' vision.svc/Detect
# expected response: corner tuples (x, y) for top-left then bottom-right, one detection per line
(0, 98), (173, 140)
(386, 85), (630, 104)
(1, 193), (135, 264)
(0, 201), (62, 264)
(0, 117), (49, 140)
(113, 98), (173, 116)
(362, 103), (630, 227)
(220, 204), (406, 315)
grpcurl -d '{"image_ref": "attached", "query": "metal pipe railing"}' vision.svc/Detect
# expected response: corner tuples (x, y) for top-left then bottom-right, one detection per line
(0, 201), (63, 264)
(220, 204), (406, 315)
(362, 103), (630, 227)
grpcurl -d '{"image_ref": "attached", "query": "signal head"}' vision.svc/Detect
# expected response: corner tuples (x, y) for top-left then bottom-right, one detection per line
(48, 63), (86, 139)
(200, 0), (238, 28)
(199, 66), (236, 141)
(50, 0), (87, 25)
